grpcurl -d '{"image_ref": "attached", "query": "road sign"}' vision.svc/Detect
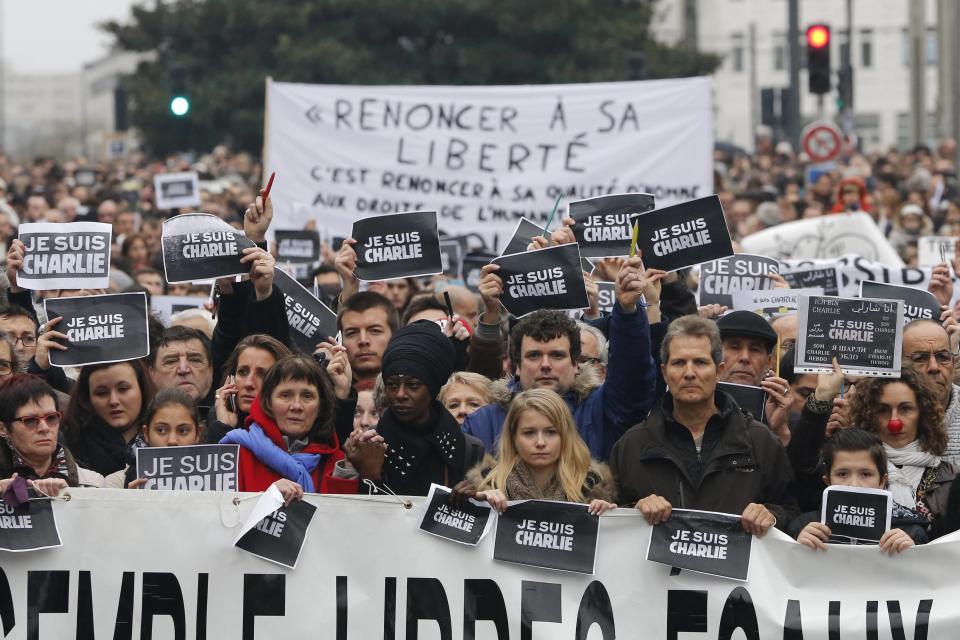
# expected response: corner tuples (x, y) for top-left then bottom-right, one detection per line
(801, 122), (843, 163)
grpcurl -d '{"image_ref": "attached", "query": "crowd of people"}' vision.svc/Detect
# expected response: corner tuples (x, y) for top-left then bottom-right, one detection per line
(0, 138), (959, 553)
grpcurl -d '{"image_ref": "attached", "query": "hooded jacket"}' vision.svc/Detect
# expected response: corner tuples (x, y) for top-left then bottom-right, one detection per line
(232, 396), (357, 494)
(462, 302), (656, 461)
(610, 390), (799, 529)
(830, 177), (872, 214)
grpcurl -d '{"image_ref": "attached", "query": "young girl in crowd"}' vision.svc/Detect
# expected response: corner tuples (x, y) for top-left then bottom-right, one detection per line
(790, 428), (926, 554)
(220, 354), (358, 503)
(104, 388), (202, 488)
(63, 361), (155, 477)
(462, 389), (617, 515)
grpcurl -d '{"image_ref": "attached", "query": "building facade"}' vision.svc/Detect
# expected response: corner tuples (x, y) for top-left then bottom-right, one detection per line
(653, 0), (946, 152)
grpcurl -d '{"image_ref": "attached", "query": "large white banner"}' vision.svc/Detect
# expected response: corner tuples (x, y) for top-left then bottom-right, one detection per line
(741, 213), (905, 267)
(1, 489), (956, 638)
(264, 78), (713, 252)
(783, 253), (960, 306)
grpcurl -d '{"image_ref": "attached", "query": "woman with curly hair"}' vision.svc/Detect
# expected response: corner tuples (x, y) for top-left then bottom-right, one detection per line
(458, 389), (616, 515)
(849, 368), (958, 538)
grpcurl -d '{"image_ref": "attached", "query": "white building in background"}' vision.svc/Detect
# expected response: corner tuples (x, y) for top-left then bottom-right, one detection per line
(3, 67), (83, 159)
(81, 50), (148, 161)
(0, 49), (147, 162)
(653, 0), (944, 152)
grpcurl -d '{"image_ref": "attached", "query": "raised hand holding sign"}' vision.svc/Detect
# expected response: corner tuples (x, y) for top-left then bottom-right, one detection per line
(162, 213), (257, 283)
(615, 253), (666, 314)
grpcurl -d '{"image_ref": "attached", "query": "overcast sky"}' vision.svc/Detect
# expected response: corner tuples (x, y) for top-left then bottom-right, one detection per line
(4, 0), (140, 74)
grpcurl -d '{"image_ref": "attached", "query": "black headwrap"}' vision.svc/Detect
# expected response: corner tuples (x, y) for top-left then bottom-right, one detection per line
(380, 321), (456, 397)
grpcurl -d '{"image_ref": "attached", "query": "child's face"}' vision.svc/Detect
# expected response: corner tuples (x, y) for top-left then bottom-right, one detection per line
(824, 450), (886, 489)
(144, 405), (199, 447)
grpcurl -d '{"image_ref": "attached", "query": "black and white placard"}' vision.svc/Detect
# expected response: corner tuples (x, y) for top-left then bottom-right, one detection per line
(162, 213), (256, 283)
(646, 509), (752, 581)
(16, 221), (112, 290)
(352, 210), (442, 281)
(596, 281), (617, 315)
(154, 171), (201, 210)
(494, 500), (600, 574)
(795, 295), (904, 377)
(418, 484), (494, 546)
(461, 252), (496, 293)
(74, 168), (97, 187)
(500, 218), (546, 256)
(273, 268), (339, 352)
(730, 287), (824, 321)
(234, 486), (317, 569)
(44, 292), (149, 367)
(698, 254), (781, 308)
(717, 382), (766, 422)
(439, 240), (464, 279)
(629, 195), (734, 272)
(276, 229), (321, 264)
(568, 193), (655, 258)
(0, 499), (62, 552)
(135, 445), (240, 492)
(859, 280), (940, 325)
(150, 295), (206, 326)
(493, 243), (589, 318)
(782, 266), (840, 296)
(820, 486), (892, 543)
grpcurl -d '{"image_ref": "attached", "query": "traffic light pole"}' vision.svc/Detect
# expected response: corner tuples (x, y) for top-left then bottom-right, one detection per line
(909, 0), (926, 147)
(787, 0), (801, 148)
(841, 0), (854, 118)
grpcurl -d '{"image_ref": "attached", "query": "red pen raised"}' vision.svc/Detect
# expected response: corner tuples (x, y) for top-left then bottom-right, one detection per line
(260, 171), (276, 206)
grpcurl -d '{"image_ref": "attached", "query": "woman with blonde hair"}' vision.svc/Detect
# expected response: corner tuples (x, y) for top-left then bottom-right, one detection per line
(438, 371), (494, 425)
(461, 389), (616, 515)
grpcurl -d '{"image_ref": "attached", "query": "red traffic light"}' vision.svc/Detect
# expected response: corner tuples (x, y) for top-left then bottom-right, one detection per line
(806, 24), (830, 49)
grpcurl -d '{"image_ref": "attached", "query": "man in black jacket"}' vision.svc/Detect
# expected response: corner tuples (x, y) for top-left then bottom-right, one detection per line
(610, 315), (799, 536)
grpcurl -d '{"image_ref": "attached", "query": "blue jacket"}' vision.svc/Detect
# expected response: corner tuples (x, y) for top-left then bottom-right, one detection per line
(462, 302), (657, 460)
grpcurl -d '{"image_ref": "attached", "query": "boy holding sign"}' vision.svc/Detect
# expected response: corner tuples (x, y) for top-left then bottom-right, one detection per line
(791, 429), (925, 553)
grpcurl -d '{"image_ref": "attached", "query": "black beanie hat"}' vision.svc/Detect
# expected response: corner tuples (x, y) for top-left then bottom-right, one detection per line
(381, 320), (456, 398)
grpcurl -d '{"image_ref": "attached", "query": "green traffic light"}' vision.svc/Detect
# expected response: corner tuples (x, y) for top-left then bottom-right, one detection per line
(170, 96), (190, 117)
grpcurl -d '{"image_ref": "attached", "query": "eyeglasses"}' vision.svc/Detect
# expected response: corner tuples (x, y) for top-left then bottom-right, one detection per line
(13, 335), (36, 347)
(0, 359), (14, 375)
(906, 351), (954, 366)
(12, 411), (62, 429)
(578, 356), (601, 366)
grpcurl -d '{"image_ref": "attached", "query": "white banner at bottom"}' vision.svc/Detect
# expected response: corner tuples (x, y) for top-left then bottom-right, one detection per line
(0, 489), (954, 638)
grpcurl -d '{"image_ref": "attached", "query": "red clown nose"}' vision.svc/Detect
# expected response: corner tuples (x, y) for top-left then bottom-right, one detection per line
(887, 419), (904, 434)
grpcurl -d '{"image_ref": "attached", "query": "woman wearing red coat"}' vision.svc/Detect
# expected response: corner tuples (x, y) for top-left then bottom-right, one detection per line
(221, 354), (358, 501)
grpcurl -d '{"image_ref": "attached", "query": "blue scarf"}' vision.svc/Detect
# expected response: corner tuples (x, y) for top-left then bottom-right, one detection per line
(220, 423), (322, 493)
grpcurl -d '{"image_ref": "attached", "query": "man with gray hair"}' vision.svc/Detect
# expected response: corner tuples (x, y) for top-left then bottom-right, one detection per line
(610, 315), (798, 537)
(577, 321), (608, 382)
